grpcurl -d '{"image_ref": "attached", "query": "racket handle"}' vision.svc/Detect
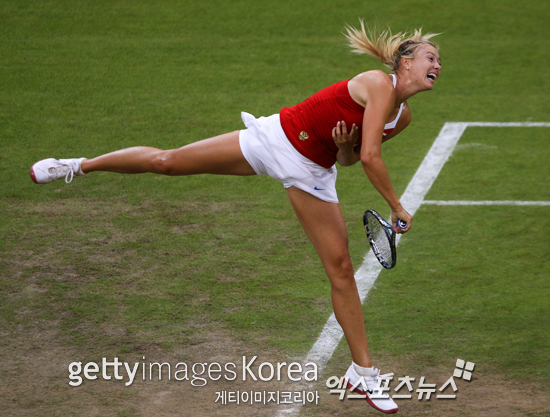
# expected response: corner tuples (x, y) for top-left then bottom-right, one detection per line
(397, 219), (408, 229)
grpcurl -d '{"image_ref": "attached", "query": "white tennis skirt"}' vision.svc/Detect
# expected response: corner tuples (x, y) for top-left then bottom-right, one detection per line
(239, 112), (338, 203)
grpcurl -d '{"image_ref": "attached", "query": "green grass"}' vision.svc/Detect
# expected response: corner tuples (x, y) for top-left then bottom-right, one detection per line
(427, 127), (550, 201)
(377, 126), (550, 383)
(1, 0), (550, 415)
(366, 204), (550, 380)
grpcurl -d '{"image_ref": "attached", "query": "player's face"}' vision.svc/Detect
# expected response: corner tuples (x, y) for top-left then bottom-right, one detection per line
(409, 45), (441, 91)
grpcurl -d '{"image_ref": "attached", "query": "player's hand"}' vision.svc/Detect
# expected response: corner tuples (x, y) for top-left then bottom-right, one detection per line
(391, 206), (412, 234)
(332, 121), (359, 155)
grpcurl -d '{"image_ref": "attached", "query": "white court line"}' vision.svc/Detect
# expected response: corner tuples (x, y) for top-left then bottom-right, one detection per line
(462, 122), (550, 127)
(276, 121), (550, 416)
(424, 200), (550, 206)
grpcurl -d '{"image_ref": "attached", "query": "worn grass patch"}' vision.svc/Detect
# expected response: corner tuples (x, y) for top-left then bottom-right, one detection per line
(0, 197), (331, 355)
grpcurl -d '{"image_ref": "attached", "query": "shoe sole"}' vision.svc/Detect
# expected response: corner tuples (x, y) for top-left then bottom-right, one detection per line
(347, 382), (399, 414)
(30, 164), (39, 184)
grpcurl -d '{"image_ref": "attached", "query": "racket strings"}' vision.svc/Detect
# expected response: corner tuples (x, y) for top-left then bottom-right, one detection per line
(366, 212), (395, 268)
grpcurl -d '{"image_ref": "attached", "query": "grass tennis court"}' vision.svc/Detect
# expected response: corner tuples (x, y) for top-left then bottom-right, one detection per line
(1, 0), (549, 416)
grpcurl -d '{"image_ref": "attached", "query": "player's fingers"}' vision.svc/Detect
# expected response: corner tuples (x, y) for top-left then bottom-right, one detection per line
(399, 218), (412, 233)
(393, 213), (412, 234)
(351, 124), (358, 139)
(395, 224), (408, 234)
(398, 224), (411, 233)
(392, 219), (401, 234)
(341, 120), (348, 135)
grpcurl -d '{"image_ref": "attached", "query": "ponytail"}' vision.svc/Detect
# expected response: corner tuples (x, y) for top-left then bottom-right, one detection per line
(344, 20), (440, 73)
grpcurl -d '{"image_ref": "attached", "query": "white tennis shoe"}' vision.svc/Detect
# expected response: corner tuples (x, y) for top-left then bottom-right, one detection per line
(30, 158), (87, 184)
(344, 363), (399, 414)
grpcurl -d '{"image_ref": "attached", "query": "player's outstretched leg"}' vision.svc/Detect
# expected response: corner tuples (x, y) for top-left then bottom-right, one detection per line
(286, 186), (398, 414)
(30, 130), (256, 184)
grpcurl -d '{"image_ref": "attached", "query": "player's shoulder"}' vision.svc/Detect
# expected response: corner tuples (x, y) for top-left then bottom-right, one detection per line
(352, 70), (394, 89)
(350, 70), (395, 104)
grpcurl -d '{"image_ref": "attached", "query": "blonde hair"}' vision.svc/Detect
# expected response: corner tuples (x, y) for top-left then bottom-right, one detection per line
(344, 20), (440, 73)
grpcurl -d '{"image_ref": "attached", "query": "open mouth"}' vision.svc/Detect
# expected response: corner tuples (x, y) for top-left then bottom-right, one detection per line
(427, 74), (437, 82)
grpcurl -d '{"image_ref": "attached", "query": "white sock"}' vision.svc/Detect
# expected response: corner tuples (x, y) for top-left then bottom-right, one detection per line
(75, 158), (87, 176)
(353, 361), (374, 377)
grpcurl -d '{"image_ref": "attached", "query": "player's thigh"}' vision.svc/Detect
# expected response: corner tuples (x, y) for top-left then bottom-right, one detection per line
(286, 187), (352, 275)
(167, 131), (256, 176)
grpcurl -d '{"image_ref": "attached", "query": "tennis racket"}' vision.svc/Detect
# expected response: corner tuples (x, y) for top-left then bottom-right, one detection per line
(363, 209), (407, 269)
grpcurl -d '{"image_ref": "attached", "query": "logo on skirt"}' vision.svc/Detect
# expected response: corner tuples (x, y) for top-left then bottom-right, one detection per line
(299, 131), (309, 141)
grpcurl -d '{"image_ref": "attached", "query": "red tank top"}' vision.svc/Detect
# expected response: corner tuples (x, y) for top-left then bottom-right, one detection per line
(280, 79), (399, 168)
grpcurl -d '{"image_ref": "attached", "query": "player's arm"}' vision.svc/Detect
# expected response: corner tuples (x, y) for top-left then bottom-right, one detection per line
(357, 74), (413, 231)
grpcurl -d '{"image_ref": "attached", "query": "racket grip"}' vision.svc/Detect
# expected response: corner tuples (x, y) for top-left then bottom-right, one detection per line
(397, 219), (408, 229)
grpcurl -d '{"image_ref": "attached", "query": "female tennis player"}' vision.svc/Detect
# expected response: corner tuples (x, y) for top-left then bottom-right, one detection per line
(30, 22), (440, 414)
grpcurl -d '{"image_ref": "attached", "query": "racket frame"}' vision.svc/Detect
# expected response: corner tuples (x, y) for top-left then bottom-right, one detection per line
(363, 209), (397, 269)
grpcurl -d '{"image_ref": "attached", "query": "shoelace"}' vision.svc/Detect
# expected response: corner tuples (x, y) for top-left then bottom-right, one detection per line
(371, 369), (394, 379)
(65, 168), (74, 184)
(371, 369), (395, 396)
(49, 163), (75, 184)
